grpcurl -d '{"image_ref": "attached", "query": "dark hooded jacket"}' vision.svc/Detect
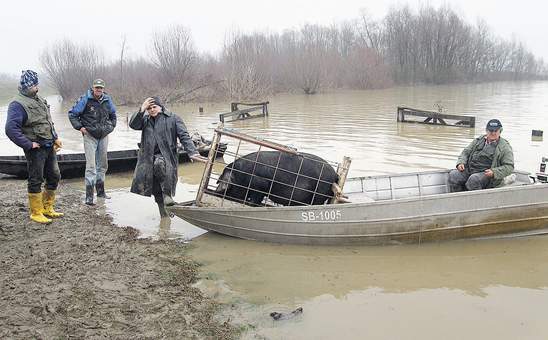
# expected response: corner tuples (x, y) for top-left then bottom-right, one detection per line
(129, 109), (198, 197)
(68, 89), (117, 139)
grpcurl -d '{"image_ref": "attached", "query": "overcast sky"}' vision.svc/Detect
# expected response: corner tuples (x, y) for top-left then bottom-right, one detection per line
(1, 0), (547, 76)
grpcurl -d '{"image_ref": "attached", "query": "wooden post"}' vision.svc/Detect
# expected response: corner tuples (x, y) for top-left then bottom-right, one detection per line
(330, 156), (352, 204)
(397, 107), (404, 122)
(195, 123), (224, 206)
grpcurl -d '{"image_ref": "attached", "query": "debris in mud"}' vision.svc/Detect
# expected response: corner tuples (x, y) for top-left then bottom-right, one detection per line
(270, 307), (303, 320)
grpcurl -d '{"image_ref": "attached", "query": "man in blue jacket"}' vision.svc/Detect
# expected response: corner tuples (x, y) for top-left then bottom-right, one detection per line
(5, 70), (64, 224)
(68, 79), (117, 205)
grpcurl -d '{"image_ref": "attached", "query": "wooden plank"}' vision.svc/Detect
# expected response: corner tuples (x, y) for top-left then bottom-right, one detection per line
(219, 104), (268, 122)
(397, 106), (475, 127)
(196, 124), (224, 206)
(330, 156), (352, 204)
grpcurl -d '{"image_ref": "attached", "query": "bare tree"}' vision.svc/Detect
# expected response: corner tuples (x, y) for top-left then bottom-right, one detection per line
(221, 31), (273, 100)
(40, 40), (104, 100)
(36, 5), (547, 104)
(151, 25), (197, 90)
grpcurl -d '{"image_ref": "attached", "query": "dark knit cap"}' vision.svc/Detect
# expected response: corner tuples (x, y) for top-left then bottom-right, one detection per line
(151, 96), (163, 108)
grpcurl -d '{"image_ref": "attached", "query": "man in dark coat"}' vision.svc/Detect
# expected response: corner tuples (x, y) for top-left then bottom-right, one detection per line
(129, 97), (207, 217)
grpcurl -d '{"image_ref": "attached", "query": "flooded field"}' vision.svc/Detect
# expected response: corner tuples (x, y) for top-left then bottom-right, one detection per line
(2, 81), (548, 338)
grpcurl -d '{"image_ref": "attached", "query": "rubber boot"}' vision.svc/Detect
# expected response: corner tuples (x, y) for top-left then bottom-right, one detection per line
(42, 189), (64, 218)
(157, 202), (170, 218)
(96, 181), (110, 199)
(163, 194), (175, 206)
(28, 193), (52, 224)
(85, 185), (95, 205)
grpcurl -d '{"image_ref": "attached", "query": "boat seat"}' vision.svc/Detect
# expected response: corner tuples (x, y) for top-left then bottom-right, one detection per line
(501, 173), (517, 186)
(345, 193), (375, 203)
(499, 173), (531, 187)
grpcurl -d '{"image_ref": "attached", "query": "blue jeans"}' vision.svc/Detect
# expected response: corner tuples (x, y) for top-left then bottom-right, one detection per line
(83, 134), (108, 186)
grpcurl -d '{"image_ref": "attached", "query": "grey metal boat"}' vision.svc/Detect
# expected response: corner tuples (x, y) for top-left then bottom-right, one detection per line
(169, 169), (548, 245)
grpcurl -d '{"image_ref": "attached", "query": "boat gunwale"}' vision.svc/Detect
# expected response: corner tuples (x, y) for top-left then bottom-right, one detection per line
(172, 201), (548, 225)
(173, 179), (548, 214)
(179, 213), (548, 239)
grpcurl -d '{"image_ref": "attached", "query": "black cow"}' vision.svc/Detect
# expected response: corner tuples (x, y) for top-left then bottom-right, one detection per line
(215, 151), (339, 206)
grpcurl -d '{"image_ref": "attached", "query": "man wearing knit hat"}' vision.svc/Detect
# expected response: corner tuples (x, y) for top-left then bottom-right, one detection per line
(5, 70), (64, 224)
(68, 78), (117, 205)
(448, 118), (514, 192)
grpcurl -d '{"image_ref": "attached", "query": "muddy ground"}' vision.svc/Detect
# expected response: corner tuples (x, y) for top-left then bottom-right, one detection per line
(0, 178), (238, 339)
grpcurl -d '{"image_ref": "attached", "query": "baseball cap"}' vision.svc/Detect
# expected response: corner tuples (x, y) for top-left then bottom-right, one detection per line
(486, 119), (502, 131)
(92, 79), (105, 88)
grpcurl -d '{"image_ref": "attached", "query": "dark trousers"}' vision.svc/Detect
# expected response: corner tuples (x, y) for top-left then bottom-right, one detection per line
(24, 147), (61, 193)
(151, 155), (167, 204)
(448, 168), (491, 192)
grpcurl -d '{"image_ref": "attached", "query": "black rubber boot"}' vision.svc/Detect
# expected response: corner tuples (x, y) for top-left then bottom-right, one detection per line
(157, 202), (170, 218)
(96, 181), (110, 199)
(163, 194), (175, 206)
(85, 185), (95, 205)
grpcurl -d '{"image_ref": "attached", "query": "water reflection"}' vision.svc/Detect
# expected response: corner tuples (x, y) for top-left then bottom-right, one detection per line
(100, 184), (206, 240)
(157, 217), (173, 240)
(191, 233), (548, 339)
(236, 286), (548, 340)
(191, 233), (548, 303)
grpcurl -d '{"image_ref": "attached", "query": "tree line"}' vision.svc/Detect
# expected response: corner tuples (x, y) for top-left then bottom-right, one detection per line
(38, 4), (547, 105)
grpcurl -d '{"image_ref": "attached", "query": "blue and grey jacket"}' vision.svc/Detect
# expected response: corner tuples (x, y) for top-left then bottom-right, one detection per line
(68, 89), (117, 139)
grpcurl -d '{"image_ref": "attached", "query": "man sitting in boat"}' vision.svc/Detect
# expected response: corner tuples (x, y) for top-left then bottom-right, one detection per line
(448, 119), (514, 192)
(129, 97), (207, 217)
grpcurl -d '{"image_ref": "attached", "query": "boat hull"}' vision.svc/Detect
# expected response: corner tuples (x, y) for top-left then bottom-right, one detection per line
(0, 144), (227, 179)
(169, 183), (548, 245)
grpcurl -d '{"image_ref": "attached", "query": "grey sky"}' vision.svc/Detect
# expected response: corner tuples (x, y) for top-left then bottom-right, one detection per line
(1, 0), (547, 75)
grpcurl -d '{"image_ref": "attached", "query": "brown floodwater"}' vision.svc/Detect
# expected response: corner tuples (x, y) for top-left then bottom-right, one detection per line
(2, 81), (548, 338)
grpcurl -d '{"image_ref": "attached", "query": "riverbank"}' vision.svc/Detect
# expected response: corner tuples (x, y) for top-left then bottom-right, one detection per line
(0, 178), (237, 339)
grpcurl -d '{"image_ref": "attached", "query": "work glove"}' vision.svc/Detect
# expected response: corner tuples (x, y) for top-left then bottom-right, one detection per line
(54, 139), (63, 152)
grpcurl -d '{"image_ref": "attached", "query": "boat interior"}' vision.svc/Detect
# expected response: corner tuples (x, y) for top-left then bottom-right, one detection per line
(344, 170), (533, 203)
